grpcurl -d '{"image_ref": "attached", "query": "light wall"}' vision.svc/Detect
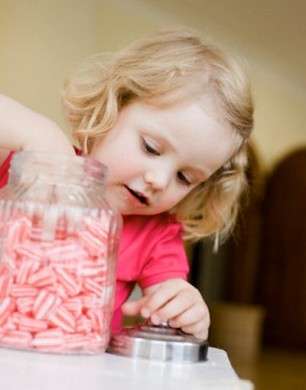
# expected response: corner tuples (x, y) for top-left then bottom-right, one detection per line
(1, 0), (305, 170)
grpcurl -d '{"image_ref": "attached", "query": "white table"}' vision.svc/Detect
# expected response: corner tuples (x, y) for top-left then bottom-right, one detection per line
(0, 347), (253, 389)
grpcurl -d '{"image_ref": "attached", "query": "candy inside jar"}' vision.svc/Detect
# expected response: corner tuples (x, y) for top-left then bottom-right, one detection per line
(0, 151), (121, 354)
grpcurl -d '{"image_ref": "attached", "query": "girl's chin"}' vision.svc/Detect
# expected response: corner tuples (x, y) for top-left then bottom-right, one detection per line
(119, 205), (162, 216)
(120, 207), (166, 216)
(120, 208), (152, 216)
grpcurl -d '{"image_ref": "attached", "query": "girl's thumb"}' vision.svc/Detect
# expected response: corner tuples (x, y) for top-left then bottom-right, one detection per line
(121, 296), (147, 316)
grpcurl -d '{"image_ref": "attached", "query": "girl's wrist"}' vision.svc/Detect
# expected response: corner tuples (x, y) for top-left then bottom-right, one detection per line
(23, 122), (75, 157)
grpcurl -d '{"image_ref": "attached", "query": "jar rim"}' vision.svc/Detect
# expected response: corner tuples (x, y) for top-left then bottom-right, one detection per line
(11, 150), (108, 184)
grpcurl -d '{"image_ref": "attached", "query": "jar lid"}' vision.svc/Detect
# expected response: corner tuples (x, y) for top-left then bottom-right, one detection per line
(107, 323), (208, 363)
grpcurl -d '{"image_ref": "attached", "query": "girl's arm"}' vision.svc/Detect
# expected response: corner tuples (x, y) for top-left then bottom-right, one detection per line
(0, 94), (74, 156)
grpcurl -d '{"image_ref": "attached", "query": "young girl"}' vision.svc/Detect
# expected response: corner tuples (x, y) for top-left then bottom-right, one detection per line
(0, 29), (253, 341)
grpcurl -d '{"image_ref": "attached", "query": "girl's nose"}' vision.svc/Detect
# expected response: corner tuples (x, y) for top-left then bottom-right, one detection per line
(144, 169), (171, 191)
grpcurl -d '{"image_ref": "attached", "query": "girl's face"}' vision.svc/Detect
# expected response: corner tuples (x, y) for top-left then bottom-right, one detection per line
(90, 97), (241, 216)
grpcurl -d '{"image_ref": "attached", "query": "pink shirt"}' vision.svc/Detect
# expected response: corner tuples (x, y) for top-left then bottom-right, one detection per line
(0, 152), (189, 333)
(113, 213), (189, 332)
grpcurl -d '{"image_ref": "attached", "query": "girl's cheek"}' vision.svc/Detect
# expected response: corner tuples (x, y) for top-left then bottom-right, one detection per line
(173, 187), (194, 206)
(166, 189), (187, 208)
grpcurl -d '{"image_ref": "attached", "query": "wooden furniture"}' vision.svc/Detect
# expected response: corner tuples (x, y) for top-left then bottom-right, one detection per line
(256, 148), (306, 349)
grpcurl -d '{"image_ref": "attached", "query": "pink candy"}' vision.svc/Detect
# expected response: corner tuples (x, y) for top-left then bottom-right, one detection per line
(16, 297), (35, 314)
(49, 305), (76, 333)
(0, 211), (113, 354)
(0, 264), (12, 299)
(1, 330), (32, 348)
(53, 268), (81, 296)
(33, 290), (58, 320)
(28, 267), (55, 288)
(15, 260), (40, 285)
(16, 314), (48, 333)
(32, 329), (64, 348)
(0, 297), (15, 326)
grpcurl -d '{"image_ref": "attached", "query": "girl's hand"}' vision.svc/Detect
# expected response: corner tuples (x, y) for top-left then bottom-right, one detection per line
(121, 279), (210, 340)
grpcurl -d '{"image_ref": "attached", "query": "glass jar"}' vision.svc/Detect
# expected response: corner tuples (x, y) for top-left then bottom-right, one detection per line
(0, 151), (122, 354)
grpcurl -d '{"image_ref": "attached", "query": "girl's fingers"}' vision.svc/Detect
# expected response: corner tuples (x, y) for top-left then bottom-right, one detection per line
(181, 321), (209, 341)
(141, 280), (186, 317)
(122, 280), (187, 318)
(121, 296), (149, 316)
(150, 290), (197, 324)
(169, 304), (210, 329)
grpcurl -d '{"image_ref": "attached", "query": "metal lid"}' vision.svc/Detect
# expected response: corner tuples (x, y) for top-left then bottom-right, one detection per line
(107, 323), (208, 363)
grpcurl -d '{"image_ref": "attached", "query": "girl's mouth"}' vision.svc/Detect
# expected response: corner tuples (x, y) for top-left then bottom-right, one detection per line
(124, 185), (149, 206)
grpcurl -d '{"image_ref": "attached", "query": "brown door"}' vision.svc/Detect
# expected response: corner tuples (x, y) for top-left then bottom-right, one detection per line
(224, 143), (263, 304)
(256, 148), (306, 349)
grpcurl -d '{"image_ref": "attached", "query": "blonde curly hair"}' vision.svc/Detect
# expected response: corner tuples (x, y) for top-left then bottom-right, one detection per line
(62, 28), (254, 244)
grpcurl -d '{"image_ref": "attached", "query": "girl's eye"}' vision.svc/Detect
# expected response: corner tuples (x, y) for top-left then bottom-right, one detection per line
(142, 137), (192, 186)
(142, 138), (160, 156)
(177, 171), (192, 186)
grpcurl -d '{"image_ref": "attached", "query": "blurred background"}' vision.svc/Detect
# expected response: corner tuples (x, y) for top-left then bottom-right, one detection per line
(1, 1), (306, 388)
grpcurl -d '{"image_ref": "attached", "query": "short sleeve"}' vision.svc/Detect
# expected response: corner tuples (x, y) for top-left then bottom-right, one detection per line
(0, 151), (14, 189)
(137, 220), (190, 289)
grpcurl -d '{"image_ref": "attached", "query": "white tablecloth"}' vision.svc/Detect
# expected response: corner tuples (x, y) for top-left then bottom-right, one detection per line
(0, 347), (253, 389)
